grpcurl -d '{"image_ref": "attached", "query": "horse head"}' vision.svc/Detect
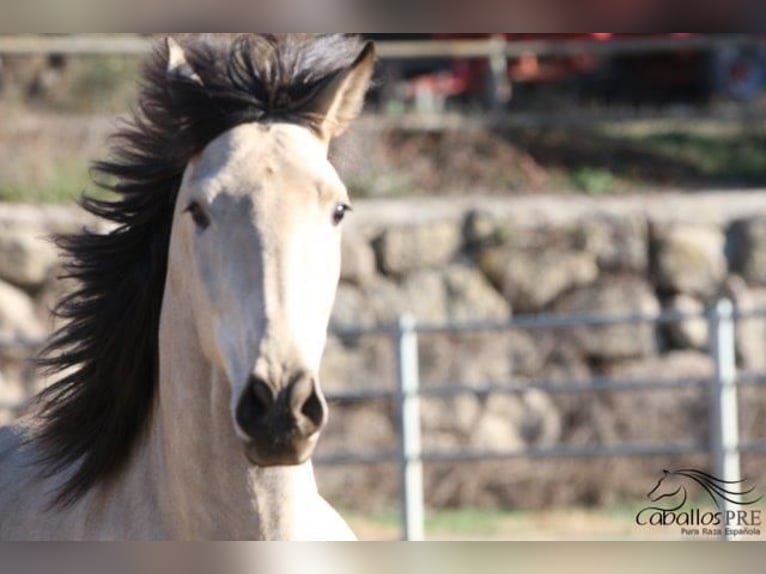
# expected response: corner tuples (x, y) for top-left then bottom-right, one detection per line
(163, 36), (375, 467)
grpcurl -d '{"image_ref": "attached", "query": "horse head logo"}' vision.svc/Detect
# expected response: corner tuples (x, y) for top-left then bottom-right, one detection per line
(647, 469), (762, 511)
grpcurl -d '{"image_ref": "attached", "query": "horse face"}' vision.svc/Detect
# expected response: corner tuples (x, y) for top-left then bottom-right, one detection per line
(170, 122), (350, 465)
(162, 38), (373, 467)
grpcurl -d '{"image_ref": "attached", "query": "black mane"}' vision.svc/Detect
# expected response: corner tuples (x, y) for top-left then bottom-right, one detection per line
(34, 33), (364, 507)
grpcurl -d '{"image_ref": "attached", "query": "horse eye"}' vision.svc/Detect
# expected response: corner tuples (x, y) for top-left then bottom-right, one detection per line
(184, 201), (210, 230)
(332, 203), (351, 226)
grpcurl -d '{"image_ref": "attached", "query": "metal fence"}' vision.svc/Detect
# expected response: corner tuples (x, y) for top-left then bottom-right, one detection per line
(0, 33), (762, 59)
(4, 34), (766, 126)
(1, 299), (765, 539)
(318, 299), (766, 541)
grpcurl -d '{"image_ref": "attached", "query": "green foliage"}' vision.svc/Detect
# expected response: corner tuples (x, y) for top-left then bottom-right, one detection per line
(0, 54), (140, 113)
(570, 167), (618, 195)
(0, 160), (83, 203)
(424, 507), (508, 536)
(0, 159), (109, 204)
(64, 56), (140, 113)
(634, 130), (766, 183)
(346, 172), (417, 199)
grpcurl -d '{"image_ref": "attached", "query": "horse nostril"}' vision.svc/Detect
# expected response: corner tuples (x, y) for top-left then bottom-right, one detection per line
(301, 387), (325, 429)
(250, 375), (273, 412)
(289, 375), (327, 435)
(236, 375), (274, 436)
(237, 370), (327, 465)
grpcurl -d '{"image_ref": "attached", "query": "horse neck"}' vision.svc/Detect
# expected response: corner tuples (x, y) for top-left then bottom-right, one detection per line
(141, 282), (320, 539)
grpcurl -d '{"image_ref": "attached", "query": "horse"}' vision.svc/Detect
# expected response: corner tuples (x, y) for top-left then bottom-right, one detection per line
(0, 33), (375, 540)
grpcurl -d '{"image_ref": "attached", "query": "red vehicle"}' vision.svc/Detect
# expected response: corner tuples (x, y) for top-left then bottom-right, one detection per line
(367, 34), (766, 111)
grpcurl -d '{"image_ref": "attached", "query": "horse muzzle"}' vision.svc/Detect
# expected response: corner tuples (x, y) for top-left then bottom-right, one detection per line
(235, 370), (327, 466)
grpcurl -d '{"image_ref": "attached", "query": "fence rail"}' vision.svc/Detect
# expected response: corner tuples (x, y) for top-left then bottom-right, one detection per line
(1, 300), (765, 540)
(319, 300), (766, 541)
(0, 34), (763, 59)
(4, 34), (766, 128)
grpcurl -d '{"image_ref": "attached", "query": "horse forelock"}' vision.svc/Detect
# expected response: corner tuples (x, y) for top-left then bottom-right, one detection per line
(32, 33), (364, 508)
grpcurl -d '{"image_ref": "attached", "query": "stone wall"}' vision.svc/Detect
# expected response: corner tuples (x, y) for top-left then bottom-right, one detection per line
(318, 192), (766, 511)
(2, 194), (766, 511)
(0, 206), (107, 422)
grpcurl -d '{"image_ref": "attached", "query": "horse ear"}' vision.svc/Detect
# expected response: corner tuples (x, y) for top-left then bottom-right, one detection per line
(166, 37), (202, 85)
(312, 41), (375, 142)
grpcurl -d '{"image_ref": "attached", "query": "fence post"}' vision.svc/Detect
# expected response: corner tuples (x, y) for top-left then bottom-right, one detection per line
(394, 314), (425, 541)
(487, 34), (511, 108)
(708, 298), (741, 541)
